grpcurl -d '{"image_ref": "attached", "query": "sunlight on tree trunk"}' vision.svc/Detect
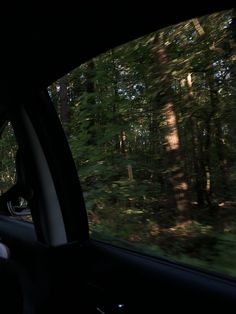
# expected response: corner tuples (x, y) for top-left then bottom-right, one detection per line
(153, 32), (190, 214)
(192, 18), (205, 36)
(206, 167), (211, 194)
(163, 102), (180, 151)
(163, 103), (190, 212)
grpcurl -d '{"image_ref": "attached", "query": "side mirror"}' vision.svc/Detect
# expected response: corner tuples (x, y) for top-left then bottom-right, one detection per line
(6, 197), (31, 216)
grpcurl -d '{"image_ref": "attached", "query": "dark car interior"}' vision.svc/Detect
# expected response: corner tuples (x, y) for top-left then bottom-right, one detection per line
(0, 3), (236, 313)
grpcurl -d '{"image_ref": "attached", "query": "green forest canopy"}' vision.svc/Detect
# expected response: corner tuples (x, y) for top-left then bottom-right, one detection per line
(48, 9), (236, 277)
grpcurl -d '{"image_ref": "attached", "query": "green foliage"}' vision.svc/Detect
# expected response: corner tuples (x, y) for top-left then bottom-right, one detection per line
(0, 123), (18, 194)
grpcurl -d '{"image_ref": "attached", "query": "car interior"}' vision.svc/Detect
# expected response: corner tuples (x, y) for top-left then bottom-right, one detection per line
(0, 3), (236, 313)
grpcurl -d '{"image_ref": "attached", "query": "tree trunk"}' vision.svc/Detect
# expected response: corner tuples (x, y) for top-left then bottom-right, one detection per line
(186, 73), (206, 206)
(215, 122), (229, 199)
(86, 60), (96, 145)
(203, 112), (213, 206)
(162, 103), (190, 213)
(111, 51), (134, 181)
(192, 18), (205, 36)
(205, 70), (230, 205)
(58, 75), (69, 133)
(153, 33), (190, 214)
(119, 130), (134, 181)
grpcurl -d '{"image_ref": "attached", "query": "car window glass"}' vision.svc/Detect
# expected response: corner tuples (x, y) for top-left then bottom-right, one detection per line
(0, 122), (17, 194)
(0, 122), (32, 223)
(48, 9), (236, 278)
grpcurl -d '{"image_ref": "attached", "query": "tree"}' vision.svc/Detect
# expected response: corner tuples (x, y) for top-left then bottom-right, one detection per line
(152, 32), (191, 214)
(58, 75), (69, 133)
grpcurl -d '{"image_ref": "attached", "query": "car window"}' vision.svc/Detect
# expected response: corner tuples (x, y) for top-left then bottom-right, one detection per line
(0, 122), (18, 194)
(0, 122), (32, 223)
(48, 9), (236, 278)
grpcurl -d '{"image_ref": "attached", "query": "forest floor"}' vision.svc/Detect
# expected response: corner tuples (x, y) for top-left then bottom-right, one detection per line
(90, 200), (236, 278)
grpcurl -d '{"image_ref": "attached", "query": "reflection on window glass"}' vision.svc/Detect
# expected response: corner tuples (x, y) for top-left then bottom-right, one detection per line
(49, 9), (236, 278)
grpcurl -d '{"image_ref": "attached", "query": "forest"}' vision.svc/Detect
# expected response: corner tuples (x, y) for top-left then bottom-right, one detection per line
(48, 9), (236, 277)
(1, 9), (236, 278)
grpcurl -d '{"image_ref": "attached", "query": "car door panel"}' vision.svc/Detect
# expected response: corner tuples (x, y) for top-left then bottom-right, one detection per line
(79, 240), (236, 312)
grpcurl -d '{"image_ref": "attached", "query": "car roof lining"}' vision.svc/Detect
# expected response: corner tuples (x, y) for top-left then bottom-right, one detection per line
(0, 3), (233, 105)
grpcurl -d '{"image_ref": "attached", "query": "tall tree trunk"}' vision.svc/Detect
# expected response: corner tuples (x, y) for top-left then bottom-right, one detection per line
(111, 50), (134, 181)
(206, 70), (230, 204)
(203, 111), (213, 206)
(190, 15), (212, 206)
(187, 73), (206, 206)
(86, 60), (96, 145)
(58, 75), (69, 133)
(153, 33), (190, 214)
(230, 9), (236, 142)
(162, 103), (190, 213)
(119, 130), (134, 181)
(215, 122), (229, 199)
(111, 50), (121, 154)
(192, 18), (205, 36)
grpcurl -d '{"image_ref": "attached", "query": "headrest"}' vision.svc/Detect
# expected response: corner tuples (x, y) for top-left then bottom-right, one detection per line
(0, 242), (10, 259)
